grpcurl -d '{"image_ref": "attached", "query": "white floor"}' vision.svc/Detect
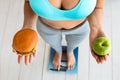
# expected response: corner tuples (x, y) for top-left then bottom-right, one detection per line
(0, 0), (120, 80)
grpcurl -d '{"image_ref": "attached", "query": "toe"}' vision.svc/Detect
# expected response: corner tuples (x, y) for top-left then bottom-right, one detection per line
(67, 63), (71, 70)
(70, 63), (75, 70)
(72, 64), (75, 69)
(70, 65), (73, 70)
(57, 65), (60, 70)
(54, 64), (58, 69)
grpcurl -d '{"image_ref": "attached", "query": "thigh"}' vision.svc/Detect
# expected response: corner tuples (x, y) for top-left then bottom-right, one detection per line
(36, 19), (63, 46)
(65, 30), (89, 46)
(39, 32), (62, 46)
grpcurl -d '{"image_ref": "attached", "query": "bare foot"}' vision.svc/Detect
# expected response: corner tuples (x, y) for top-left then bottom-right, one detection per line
(67, 52), (76, 70)
(52, 52), (62, 70)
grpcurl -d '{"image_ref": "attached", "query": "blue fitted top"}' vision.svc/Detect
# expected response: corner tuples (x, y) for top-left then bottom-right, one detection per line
(29, 0), (97, 20)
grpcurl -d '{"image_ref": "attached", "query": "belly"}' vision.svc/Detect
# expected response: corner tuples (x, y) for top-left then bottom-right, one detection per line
(39, 0), (86, 29)
(39, 17), (86, 29)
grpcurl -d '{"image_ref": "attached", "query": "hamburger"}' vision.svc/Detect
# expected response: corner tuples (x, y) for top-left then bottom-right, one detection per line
(12, 28), (38, 56)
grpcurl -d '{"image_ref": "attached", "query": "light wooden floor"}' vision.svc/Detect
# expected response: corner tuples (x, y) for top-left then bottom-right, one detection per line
(0, 0), (120, 80)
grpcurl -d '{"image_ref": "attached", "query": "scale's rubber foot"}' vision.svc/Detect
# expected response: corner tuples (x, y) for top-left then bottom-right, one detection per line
(48, 46), (78, 74)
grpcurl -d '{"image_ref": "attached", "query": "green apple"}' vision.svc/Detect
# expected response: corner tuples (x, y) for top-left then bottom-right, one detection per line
(92, 37), (111, 56)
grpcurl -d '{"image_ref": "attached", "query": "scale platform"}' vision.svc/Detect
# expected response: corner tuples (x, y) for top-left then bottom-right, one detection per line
(48, 46), (78, 74)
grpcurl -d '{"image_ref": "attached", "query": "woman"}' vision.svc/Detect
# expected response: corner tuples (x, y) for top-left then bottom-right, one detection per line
(13, 0), (109, 70)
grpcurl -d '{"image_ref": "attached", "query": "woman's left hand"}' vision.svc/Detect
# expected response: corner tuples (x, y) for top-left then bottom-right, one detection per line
(89, 28), (109, 64)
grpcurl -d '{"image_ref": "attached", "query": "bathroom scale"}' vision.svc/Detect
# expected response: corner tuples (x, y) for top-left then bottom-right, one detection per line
(48, 46), (78, 74)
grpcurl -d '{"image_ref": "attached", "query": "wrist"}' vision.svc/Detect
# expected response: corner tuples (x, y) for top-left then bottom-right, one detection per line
(90, 27), (107, 38)
(90, 25), (104, 31)
(22, 24), (36, 30)
(90, 26), (105, 35)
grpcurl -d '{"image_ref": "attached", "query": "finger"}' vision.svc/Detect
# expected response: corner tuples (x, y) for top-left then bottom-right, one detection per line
(18, 56), (22, 64)
(93, 53), (101, 64)
(25, 56), (29, 65)
(97, 57), (102, 64)
(29, 55), (33, 63)
(91, 53), (100, 63)
(33, 50), (37, 57)
(12, 49), (16, 53)
(99, 56), (106, 64)
(100, 57), (104, 63)
(95, 55), (102, 64)
(15, 51), (20, 55)
(13, 49), (19, 55)
(16, 52), (23, 56)
(91, 52), (98, 60)
(104, 55), (108, 61)
(91, 50), (102, 64)
(91, 50), (98, 60)
(92, 51), (104, 64)
(96, 58), (101, 64)
(96, 58), (100, 64)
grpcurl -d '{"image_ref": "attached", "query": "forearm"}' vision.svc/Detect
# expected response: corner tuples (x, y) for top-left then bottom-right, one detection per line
(23, 1), (38, 29)
(87, 9), (104, 31)
(87, 0), (105, 31)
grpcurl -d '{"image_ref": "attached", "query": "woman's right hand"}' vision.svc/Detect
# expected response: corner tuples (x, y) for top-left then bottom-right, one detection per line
(12, 48), (37, 65)
(12, 27), (37, 65)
